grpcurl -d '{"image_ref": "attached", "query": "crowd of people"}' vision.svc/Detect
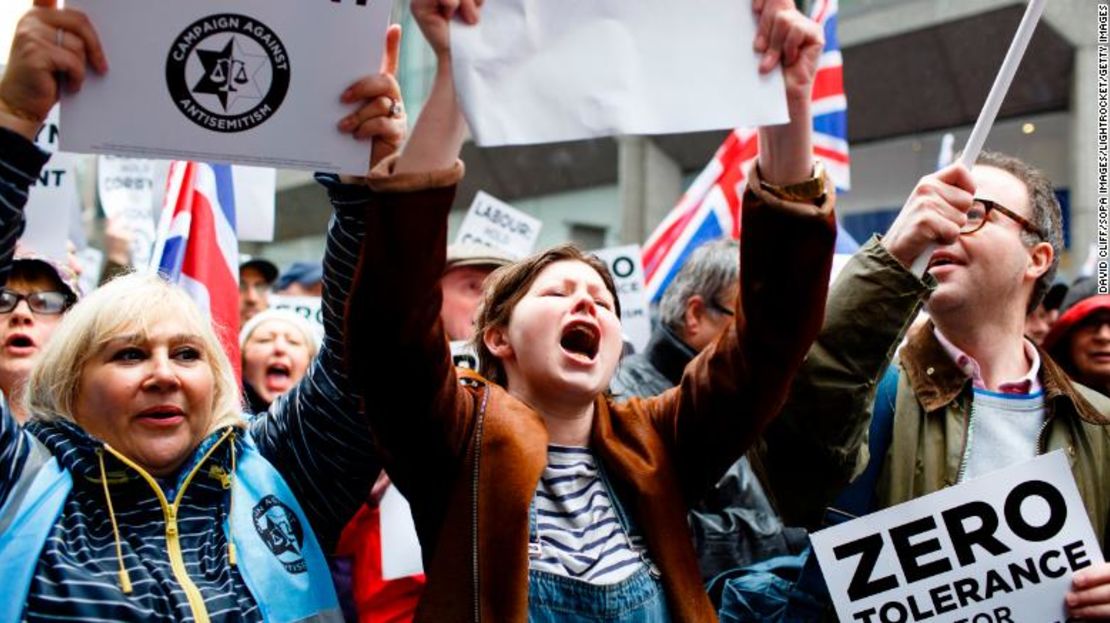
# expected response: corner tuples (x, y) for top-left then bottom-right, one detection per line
(0, 0), (1109, 621)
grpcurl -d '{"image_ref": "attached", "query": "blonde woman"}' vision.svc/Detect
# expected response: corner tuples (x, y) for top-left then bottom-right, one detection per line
(0, 3), (404, 621)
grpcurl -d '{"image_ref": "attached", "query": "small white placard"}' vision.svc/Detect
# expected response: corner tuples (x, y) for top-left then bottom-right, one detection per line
(268, 294), (324, 342)
(232, 165), (276, 242)
(590, 244), (651, 354)
(379, 485), (425, 580)
(455, 191), (541, 260)
(811, 452), (1103, 623)
(98, 155), (158, 269)
(24, 105), (77, 260)
(450, 0), (788, 146)
(62, 0), (392, 174)
(450, 340), (479, 371)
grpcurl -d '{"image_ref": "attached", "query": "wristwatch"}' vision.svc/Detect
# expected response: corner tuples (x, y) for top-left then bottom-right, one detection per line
(758, 160), (828, 204)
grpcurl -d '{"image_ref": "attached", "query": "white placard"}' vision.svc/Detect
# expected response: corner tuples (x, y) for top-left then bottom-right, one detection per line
(61, 0), (392, 174)
(455, 191), (542, 260)
(450, 0), (788, 146)
(812, 452), (1103, 623)
(98, 155), (158, 269)
(379, 485), (425, 580)
(450, 340), (479, 371)
(233, 165), (276, 242)
(268, 294), (324, 342)
(24, 105), (77, 260)
(590, 245), (651, 354)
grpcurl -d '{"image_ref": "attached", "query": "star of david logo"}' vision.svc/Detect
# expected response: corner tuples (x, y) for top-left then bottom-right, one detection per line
(192, 36), (267, 113)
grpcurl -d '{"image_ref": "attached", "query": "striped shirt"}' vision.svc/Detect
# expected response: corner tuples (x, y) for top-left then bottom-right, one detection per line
(529, 445), (645, 584)
(0, 131), (379, 622)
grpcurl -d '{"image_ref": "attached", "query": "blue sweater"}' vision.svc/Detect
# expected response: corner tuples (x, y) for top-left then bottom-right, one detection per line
(0, 127), (380, 622)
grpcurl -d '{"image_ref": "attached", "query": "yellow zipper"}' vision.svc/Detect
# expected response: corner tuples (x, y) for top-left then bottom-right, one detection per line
(104, 428), (234, 623)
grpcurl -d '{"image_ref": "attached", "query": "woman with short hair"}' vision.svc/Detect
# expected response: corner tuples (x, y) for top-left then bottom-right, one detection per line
(340, 0), (836, 620)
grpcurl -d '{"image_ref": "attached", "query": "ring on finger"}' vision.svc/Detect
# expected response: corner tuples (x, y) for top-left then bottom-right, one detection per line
(388, 98), (403, 118)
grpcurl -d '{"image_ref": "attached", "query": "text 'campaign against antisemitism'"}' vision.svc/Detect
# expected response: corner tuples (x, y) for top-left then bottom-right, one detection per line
(811, 452), (1103, 623)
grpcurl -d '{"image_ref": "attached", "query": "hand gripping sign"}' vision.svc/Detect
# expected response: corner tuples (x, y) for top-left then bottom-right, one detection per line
(63, 0), (392, 174)
(811, 452), (1103, 623)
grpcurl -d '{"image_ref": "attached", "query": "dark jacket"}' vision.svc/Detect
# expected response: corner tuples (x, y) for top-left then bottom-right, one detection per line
(612, 325), (807, 582)
(765, 237), (1110, 553)
(344, 158), (837, 622)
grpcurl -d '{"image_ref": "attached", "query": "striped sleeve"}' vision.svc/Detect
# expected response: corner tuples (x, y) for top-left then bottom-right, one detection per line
(0, 128), (50, 509)
(249, 175), (380, 552)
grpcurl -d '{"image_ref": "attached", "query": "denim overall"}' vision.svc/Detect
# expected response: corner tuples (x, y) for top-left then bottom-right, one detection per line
(526, 461), (672, 623)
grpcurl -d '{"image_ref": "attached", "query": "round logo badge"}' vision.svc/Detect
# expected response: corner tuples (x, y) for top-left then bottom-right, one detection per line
(251, 495), (307, 574)
(166, 14), (290, 133)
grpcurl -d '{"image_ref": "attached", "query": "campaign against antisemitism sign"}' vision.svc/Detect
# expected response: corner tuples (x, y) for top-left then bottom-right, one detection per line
(590, 245), (651, 354)
(811, 452), (1102, 623)
(455, 191), (542, 260)
(449, 0), (788, 146)
(62, 0), (391, 174)
(24, 105), (77, 260)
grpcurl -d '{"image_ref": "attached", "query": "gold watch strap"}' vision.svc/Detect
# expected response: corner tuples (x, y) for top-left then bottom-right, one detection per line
(758, 161), (827, 203)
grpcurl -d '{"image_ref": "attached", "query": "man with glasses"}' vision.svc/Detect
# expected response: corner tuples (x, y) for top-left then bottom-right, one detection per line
(612, 238), (806, 581)
(0, 253), (79, 423)
(762, 151), (1110, 617)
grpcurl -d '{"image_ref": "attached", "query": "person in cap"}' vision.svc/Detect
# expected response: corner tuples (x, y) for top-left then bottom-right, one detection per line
(1044, 278), (1110, 397)
(0, 251), (80, 422)
(441, 243), (512, 341)
(240, 257), (279, 325)
(239, 308), (320, 413)
(1025, 279), (1068, 345)
(275, 261), (324, 297)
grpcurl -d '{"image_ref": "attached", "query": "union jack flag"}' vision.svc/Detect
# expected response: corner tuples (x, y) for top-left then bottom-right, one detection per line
(150, 162), (241, 379)
(643, 0), (853, 302)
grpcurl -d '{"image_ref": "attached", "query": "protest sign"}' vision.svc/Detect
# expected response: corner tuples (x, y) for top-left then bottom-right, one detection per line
(379, 485), (424, 581)
(450, 340), (479, 371)
(811, 452), (1102, 623)
(269, 295), (324, 342)
(23, 105), (77, 260)
(98, 156), (158, 269)
(62, 0), (391, 174)
(590, 245), (651, 354)
(233, 166), (276, 242)
(450, 0), (787, 146)
(455, 191), (542, 260)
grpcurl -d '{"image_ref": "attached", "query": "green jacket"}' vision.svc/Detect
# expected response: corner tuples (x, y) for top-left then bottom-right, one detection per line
(761, 236), (1110, 552)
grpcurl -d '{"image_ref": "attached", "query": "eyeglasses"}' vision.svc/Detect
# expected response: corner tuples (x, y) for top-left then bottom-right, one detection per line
(0, 290), (74, 315)
(961, 198), (1042, 238)
(708, 299), (735, 317)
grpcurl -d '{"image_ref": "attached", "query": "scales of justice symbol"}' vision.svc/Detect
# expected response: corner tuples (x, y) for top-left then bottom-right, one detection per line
(192, 38), (262, 112)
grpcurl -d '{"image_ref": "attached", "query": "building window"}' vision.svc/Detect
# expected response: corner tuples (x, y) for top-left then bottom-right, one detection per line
(568, 223), (607, 250)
